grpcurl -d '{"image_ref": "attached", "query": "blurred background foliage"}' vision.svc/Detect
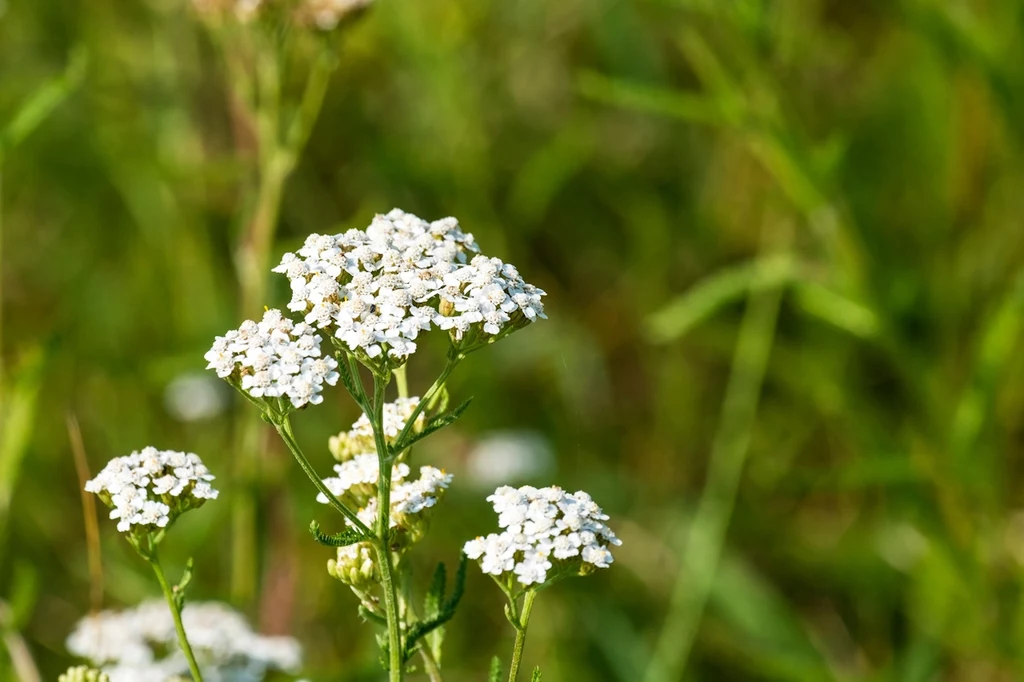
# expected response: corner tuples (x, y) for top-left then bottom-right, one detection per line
(3, 0), (1024, 680)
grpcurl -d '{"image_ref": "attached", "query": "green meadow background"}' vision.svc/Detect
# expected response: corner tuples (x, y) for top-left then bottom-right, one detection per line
(4, 0), (1024, 680)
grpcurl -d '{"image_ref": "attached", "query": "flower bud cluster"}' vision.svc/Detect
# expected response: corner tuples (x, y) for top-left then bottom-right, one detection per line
(328, 397), (422, 461)
(327, 542), (378, 590)
(67, 600), (300, 681)
(273, 208), (545, 365)
(464, 485), (621, 587)
(85, 448), (218, 534)
(205, 308), (339, 410)
(59, 666), (109, 682)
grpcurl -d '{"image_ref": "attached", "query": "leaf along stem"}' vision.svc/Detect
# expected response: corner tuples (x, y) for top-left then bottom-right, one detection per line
(148, 550), (204, 682)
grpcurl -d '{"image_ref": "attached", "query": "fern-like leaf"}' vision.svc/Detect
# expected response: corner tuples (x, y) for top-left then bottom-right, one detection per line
(489, 656), (503, 682)
(309, 520), (365, 547)
(404, 553), (468, 655)
(393, 398), (473, 454)
(531, 666), (543, 681)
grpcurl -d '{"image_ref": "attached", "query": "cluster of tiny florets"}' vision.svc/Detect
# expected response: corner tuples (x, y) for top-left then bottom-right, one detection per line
(326, 466), (453, 587)
(84, 448), (218, 534)
(320, 464), (453, 529)
(316, 453), (410, 507)
(67, 600), (300, 682)
(273, 208), (545, 361)
(328, 397), (422, 461)
(204, 308), (339, 409)
(464, 485), (620, 587)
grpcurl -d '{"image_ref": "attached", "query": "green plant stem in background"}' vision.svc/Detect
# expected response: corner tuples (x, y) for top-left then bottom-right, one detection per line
(147, 552), (204, 682)
(644, 246), (789, 682)
(419, 643), (443, 682)
(370, 372), (404, 681)
(229, 42), (337, 605)
(507, 590), (537, 682)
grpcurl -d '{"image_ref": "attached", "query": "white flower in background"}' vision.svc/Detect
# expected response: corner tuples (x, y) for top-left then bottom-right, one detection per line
(467, 430), (554, 488)
(328, 397), (423, 461)
(84, 448), (218, 534)
(297, 0), (372, 29)
(272, 209), (545, 362)
(464, 485), (621, 587)
(164, 373), (227, 422)
(204, 308), (339, 409)
(67, 600), (301, 682)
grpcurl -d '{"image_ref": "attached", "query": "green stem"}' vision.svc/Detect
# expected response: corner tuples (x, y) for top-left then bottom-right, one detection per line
(370, 372), (404, 681)
(392, 354), (462, 453)
(507, 590), (537, 682)
(149, 552), (204, 682)
(274, 415), (371, 536)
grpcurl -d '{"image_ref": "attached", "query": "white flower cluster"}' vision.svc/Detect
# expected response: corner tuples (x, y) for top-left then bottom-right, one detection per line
(435, 254), (546, 341)
(67, 600), (301, 682)
(328, 397), (422, 461)
(360, 465), (454, 525)
(273, 208), (545, 362)
(319, 464), (453, 530)
(84, 448), (218, 534)
(464, 485), (621, 587)
(205, 309), (339, 409)
(316, 453), (410, 506)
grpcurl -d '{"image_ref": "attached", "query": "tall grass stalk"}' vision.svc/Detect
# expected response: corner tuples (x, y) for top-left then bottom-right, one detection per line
(645, 229), (790, 682)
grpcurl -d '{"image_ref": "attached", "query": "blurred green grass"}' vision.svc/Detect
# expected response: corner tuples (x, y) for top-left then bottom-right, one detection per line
(4, 0), (1024, 680)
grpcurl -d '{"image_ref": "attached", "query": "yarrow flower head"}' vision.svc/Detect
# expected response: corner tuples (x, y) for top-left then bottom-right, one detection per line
(328, 396), (423, 461)
(464, 485), (621, 588)
(66, 600), (301, 682)
(85, 447), (218, 535)
(272, 208), (545, 368)
(204, 308), (339, 411)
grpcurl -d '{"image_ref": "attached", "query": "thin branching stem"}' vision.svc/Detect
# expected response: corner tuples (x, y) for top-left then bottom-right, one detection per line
(275, 415), (371, 536)
(507, 590), (537, 682)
